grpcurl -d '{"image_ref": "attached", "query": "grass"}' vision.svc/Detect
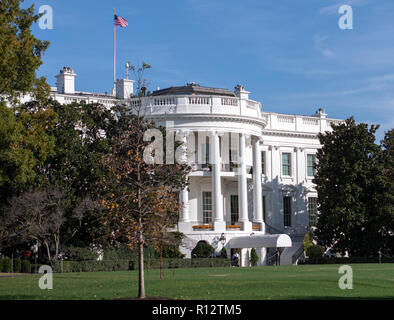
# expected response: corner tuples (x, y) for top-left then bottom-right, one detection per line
(0, 264), (393, 300)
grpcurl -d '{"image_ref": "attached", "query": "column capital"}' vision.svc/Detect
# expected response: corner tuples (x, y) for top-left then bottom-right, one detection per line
(209, 130), (225, 137)
(251, 135), (263, 143)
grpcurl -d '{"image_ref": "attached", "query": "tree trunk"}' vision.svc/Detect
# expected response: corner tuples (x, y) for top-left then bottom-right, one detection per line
(44, 241), (51, 264)
(160, 246), (163, 279)
(54, 234), (59, 261)
(138, 227), (145, 298)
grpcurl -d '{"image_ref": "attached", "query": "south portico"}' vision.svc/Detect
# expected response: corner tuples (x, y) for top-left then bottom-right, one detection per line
(177, 130), (266, 235)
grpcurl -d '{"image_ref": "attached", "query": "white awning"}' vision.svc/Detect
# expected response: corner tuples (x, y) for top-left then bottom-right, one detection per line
(227, 234), (292, 249)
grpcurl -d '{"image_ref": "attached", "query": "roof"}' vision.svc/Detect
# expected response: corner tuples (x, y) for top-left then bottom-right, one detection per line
(152, 83), (236, 97)
(227, 234), (292, 248)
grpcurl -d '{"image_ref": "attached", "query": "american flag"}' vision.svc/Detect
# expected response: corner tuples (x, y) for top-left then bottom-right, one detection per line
(114, 15), (128, 27)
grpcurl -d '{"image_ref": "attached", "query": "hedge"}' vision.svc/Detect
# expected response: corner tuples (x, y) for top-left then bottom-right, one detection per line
(299, 256), (394, 265)
(30, 258), (231, 273)
(21, 260), (31, 273)
(13, 258), (21, 273)
(1, 257), (12, 273)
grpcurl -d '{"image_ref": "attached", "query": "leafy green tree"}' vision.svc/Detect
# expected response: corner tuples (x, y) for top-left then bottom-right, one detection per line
(314, 118), (390, 256)
(0, 0), (55, 206)
(379, 129), (394, 256)
(0, 0), (49, 101)
(0, 102), (56, 205)
(306, 245), (325, 259)
(250, 248), (259, 266)
(191, 241), (214, 258)
(303, 231), (313, 253)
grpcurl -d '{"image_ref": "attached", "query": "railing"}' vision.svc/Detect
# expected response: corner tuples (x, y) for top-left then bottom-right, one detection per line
(189, 97), (211, 105)
(292, 244), (305, 265)
(261, 112), (344, 133)
(221, 98), (238, 106)
(277, 115), (295, 123)
(154, 97), (176, 105)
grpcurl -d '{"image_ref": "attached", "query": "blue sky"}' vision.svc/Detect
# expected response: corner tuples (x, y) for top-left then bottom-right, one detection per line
(25, 0), (394, 141)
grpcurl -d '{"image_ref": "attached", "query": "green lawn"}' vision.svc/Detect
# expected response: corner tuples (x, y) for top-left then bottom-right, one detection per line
(0, 264), (393, 300)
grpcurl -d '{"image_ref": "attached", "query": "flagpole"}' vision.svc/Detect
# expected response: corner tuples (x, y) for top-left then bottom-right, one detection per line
(113, 8), (116, 95)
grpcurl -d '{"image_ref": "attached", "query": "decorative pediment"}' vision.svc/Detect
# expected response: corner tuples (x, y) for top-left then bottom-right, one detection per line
(279, 185), (298, 194)
(303, 185), (317, 194)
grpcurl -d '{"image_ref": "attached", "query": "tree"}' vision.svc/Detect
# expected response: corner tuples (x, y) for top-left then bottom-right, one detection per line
(379, 129), (394, 256)
(104, 102), (189, 298)
(313, 117), (390, 256)
(4, 188), (67, 262)
(0, 0), (49, 101)
(303, 231), (313, 253)
(191, 241), (214, 258)
(41, 100), (114, 247)
(250, 248), (259, 266)
(0, 101), (57, 206)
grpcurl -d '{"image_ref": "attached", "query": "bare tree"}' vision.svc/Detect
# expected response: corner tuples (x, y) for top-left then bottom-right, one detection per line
(5, 188), (67, 262)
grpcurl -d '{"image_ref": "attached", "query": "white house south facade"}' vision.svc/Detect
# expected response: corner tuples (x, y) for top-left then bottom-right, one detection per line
(45, 67), (343, 267)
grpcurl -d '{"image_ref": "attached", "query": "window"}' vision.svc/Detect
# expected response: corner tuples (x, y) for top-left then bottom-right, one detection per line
(308, 197), (318, 227)
(282, 153), (291, 176)
(307, 154), (316, 177)
(263, 196), (267, 221)
(261, 151), (266, 175)
(230, 195), (239, 225)
(283, 196), (292, 227)
(202, 192), (212, 224)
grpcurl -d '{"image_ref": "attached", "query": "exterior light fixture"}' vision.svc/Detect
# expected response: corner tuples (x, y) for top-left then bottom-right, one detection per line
(219, 233), (226, 246)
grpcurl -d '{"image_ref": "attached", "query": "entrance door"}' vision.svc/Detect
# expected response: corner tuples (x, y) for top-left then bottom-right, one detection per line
(230, 195), (239, 225)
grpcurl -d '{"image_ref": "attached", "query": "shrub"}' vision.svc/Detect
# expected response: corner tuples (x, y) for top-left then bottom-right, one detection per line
(13, 258), (21, 273)
(220, 247), (228, 259)
(21, 260), (31, 273)
(250, 248), (259, 266)
(0, 258), (3, 271)
(303, 231), (314, 252)
(1, 257), (12, 273)
(155, 246), (186, 259)
(191, 241), (214, 258)
(64, 246), (99, 261)
(306, 244), (325, 259)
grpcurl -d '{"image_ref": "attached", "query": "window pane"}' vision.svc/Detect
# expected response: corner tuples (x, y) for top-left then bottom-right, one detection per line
(308, 197), (318, 227)
(202, 192), (212, 224)
(261, 151), (266, 175)
(282, 153), (291, 176)
(307, 154), (315, 177)
(230, 195), (239, 225)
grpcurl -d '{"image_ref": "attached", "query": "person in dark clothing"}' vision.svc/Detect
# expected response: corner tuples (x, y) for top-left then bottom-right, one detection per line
(275, 249), (281, 266)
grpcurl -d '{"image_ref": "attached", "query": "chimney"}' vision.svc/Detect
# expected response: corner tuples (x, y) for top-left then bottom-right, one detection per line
(314, 108), (327, 118)
(234, 84), (250, 100)
(55, 67), (77, 94)
(116, 78), (134, 99)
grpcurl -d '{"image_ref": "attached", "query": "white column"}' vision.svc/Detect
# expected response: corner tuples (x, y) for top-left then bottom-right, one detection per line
(252, 137), (264, 231)
(179, 187), (189, 222)
(177, 131), (191, 232)
(211, 132), (225, 231)
(238, 133), (251, 231)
